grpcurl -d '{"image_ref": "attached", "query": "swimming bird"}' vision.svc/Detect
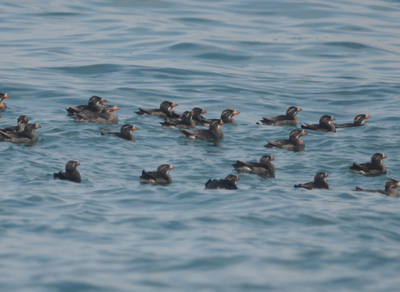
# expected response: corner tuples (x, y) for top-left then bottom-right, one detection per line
(301, 115), (336, 132)
(353, 179), (400, 197)
(205, 174), (240, 190)
(66, 96), (107, 115)
(140, 164), (174, 185)
(233, 155), (275, 177)
(160, 111), (196, 129)
(258, 106), (302, 126)
(0, 123), (41, 144)
(264, 129), (307, 151)
(294, 172), (329, 190)
(191, 107), (209, 127)
(136, 101), (179, 118)
(208, 109), (240, 124)
(349, 153), (387, 176)
(0, 115), (29, 133)
(0, 92), (9, 109)
(53, 160), (81, 183)
(181, 119), (224, 141)
(73, 105), (119, 124)
(334, 114), (371, 128)
(101, 124), (138, 141)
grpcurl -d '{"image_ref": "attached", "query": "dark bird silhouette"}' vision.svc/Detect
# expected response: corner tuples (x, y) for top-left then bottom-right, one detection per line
(140, 164), (175, 185)
(334, 114), (371, 128)
(73, 105), (119, 124)
(208, 109), (240, 124)
(0, 115), (29, 133)
(191, 107), (209, 127)
(0, 123), (41, 144)
(181, 119), (224, 141)
(258, 106), (302, 126)
(350, 153), (387, 176)
(0, 92), (9, 110)
(66, 96), (107, 115)
(160, 111), (196, 129)
(135, 101), (179, 118)
(101, 124), (138, 141)
(54, 160), (81, 183)
(233, 155), (275, 177)
(205, 174), (240, 190)
(353, 179), (400, 197)
(294, 172), (330, 190)
(264, 129), (307, 151)
(301, 115), (336, 132)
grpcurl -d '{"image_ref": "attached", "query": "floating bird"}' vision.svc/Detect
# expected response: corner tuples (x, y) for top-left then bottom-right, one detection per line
(233, 155), (275, 177)
(66, 96), (107, 115)
(301, 115), (336, 132)
(160, 111), (196, 129)
(181, 119), (224, 141)
(73, 105), (119, 124)
(264, 129), (307, 151)
(0, 115), (29, 133)
(191, 107), (209, 127)
(0, 92), (9, 110)
(0, 123), (41, 144)
(258, 106), (302, 126)
(101, 124), (138, 141)
(140, 164), (174, 185)
(294, 172), (330, 190)
(205, 174), (240, 190)
(136, 101), (179, 118)
(353, 179), (400, 197)
(350, 153), (387, 176)
(54, 160), (81, 183)
(334, 114), (371, 128)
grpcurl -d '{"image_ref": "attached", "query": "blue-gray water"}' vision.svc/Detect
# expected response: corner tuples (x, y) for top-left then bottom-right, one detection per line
(1, 0), (400, 291)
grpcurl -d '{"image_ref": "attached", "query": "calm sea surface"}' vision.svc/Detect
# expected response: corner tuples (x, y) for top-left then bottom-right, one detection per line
(1, 0), (400, 291)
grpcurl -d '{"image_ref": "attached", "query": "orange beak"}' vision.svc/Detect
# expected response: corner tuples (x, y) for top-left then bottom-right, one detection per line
(133, 126), (138, 131)
(25, 117), (30, 122)
(331, 116), (336, 121)
(101, 98), (107, 103)
(271, 157), (275, 161)
(113, 106), (120, 111)
(382, 154), (387, 159)
(396, 182), (400, 187)
(220, 121), (225, 125)
(4, 93), (9, 99)
(172, 103), (178, 107)
(202, 109), (207, 114)
(35, 124), (41, 129)
(170, 165), (175, 170)
(366, 114), (371, 119)
(297, 107), (302, 112)
(301, 131), (308, 136)
(76, 161), (81, 166)
(0, 103), (5, 109)
(233, 110), (240, 115)
(236, 176), (240, 181)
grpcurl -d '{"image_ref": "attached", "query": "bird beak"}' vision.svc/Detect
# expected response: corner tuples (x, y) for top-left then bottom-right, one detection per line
(202, 108), (207, 114)
(301, 131), (308, 136)
(382, 154), (387, 159)
(297, 107), (302, 112)
(233, 109), (240, 115)
(4, 93), (9, 99)
(220, 121), (225, 125)
(396, 182), (400, 187)
(169, 165), (175, 170)
(25, 117), (30, 122)
(366, 114), (371, 119)
(172, 103), (178, 107)
(270, 156), (275, 161)
(35, 124), (41, 129)
(236, 176), (240, 181)
(76, 161), (81, 166)
(133, 126), (138, 131)
(0, 103), (5, 109)
(331, 116), (336, 121)
(113, 106), (120, 111)
(101, 98), (107, 103)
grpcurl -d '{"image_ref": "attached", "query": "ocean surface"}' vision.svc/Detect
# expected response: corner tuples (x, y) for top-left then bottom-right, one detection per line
(1, 0), (400, 291)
